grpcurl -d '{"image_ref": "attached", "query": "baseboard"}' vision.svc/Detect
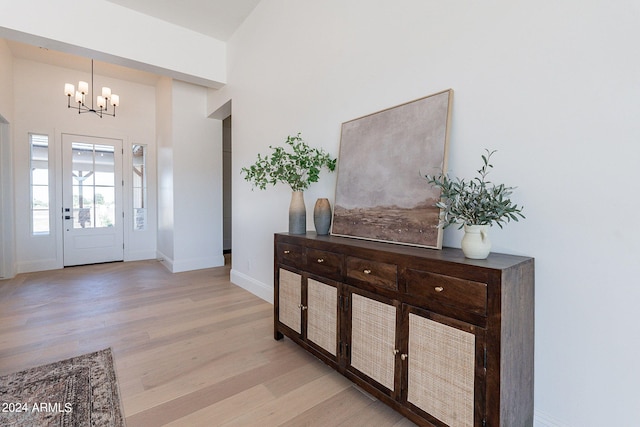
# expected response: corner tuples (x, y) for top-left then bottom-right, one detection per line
(156, 250), (174, 272)
(535, 410), (571, 427)
(230, 269), (273, 303)
(125, 250), (157, 262)
(156, 251), (225, 273)
(16, 258), (61, 274)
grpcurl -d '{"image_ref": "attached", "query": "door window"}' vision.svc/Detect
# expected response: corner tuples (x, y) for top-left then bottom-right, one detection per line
(71, 142), (116, 229)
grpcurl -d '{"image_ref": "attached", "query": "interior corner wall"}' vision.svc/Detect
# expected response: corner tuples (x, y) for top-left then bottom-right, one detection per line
(157, 79), (224, 272)
(0, 39), (13, 120)
(156, 77), (175, 267)
(216, 1), (640, 426)
(0, 39), (14, 279)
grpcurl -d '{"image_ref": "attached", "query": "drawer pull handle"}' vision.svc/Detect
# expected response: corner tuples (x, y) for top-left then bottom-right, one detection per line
(317, 258), (325, 263)
(283, 250), (291, 254)
(434, 286), (444, 292)
(401, 354), (408, 361)
(298, 304), (308, 311)
(393, 349), (400, 355)
(363, 269), (372, 274)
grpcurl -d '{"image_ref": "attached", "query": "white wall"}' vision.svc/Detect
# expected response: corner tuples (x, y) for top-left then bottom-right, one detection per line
(0, 39), (14, 278)
(0, 39), (12, 118)
(11, 58), (157, 272)
(0, 0), (226, 88)
(212, 0), (640, 425)
(156, 77), (175, 264)
(157, 79), (224, 272)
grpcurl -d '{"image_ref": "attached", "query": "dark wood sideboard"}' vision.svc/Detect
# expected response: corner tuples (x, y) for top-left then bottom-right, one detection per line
(273, 232), (534, 427)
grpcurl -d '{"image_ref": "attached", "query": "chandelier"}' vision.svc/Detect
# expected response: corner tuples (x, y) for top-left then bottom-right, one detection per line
(64, 59), (120, 118)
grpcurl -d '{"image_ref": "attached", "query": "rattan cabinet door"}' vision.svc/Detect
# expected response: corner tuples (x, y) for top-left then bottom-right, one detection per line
(349, 292), (397, 393)
(406, 309), (477, 427)
(306, 279), (338, 356)
(278, 268), (302, 334)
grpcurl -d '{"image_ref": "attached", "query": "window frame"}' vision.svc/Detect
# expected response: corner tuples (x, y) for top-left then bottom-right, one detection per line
(29, 133), (51, 236)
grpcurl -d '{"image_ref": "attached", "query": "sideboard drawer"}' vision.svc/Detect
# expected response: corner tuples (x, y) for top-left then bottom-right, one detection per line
(346, 256), (398, 291)
(306, 248), (343, 280)
(277, 243), (305, 268)
(405, 269), (487, 315)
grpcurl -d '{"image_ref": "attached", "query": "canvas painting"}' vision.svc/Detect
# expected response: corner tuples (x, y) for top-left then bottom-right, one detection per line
(332, 90), (453, 249)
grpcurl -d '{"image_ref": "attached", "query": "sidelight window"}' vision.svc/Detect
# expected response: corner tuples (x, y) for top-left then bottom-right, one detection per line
(132, 144), (147, 230)
(30, 133), (50, 235)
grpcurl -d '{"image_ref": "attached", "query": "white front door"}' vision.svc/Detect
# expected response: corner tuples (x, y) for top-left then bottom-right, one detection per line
(62, 134), (123, 266)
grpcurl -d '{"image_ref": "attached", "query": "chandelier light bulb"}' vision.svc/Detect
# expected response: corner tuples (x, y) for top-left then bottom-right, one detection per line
(111, 94), (120, 107)
(102, 87), (111, 98)
(64, 83), (74, 97)
(75, 91), (83, 103)
(78, 81), (89, 95)
(97, 96), (106, 109)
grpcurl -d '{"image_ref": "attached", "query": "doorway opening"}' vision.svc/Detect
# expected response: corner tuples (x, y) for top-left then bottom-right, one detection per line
(223, 115), (232, 266)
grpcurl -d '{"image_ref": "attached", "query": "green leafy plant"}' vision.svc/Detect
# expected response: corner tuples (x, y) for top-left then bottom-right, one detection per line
(425, 149), (525, 229)
(241, 133), (337, 192)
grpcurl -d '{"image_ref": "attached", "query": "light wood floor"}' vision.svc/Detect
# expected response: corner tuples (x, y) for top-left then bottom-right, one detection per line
(0, 260), (417, 426)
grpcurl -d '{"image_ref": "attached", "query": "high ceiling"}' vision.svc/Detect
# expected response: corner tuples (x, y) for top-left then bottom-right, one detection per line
(105, 0), (262, 41)
(4, 0), (263, 85)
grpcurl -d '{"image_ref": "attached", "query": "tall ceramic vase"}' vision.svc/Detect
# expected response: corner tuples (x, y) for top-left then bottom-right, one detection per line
(313, 198), (332, 235)
(461, 224), (491, 259)
(289, 191), (306, 234)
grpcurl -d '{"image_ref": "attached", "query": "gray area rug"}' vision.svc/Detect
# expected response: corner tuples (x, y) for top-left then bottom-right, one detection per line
(0, 348), (125, 426)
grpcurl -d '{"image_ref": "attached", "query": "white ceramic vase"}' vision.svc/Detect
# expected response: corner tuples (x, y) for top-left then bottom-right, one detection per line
(289, 191), (306, 234)
(461, 224), (491, 259)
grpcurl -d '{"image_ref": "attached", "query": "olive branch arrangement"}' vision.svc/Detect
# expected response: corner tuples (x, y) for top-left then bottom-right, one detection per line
(425, 149), (525, 229)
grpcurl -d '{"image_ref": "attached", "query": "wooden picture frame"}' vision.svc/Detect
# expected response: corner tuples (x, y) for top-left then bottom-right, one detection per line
(331, 89), (453, 249)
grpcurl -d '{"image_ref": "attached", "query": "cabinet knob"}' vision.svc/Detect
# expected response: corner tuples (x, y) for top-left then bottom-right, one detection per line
(363, 269), (372, 274)
(298, 304), (308, 311)
(434, 286), (444, 292)
(283, 250), (291, 254)
(393, 349), (400, 355)
(401, 354), (408, 361)
(317, 258), (325, 263)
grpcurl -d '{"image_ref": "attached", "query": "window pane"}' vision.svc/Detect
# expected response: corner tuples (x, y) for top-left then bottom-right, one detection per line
(73, 185), (94, 228)
(32, 168), (48, 186)
(134, 208), (147, 231)
(32, 186), (49, 209)
(95, 145), (115, 186)
(132, 144), (147, 231)
(31, 136), (48, 162)
(95, 187), (115, 227)
(32, 210), (50, 234)
(30, 134), (49, 235)
(72, 142), (95, 186)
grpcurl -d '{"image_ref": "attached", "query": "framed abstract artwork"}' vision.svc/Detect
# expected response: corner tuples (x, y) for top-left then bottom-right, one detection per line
(331, 89), (453, 249)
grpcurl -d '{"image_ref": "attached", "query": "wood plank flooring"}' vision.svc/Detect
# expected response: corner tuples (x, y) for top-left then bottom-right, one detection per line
(0, 260), (417, 426)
